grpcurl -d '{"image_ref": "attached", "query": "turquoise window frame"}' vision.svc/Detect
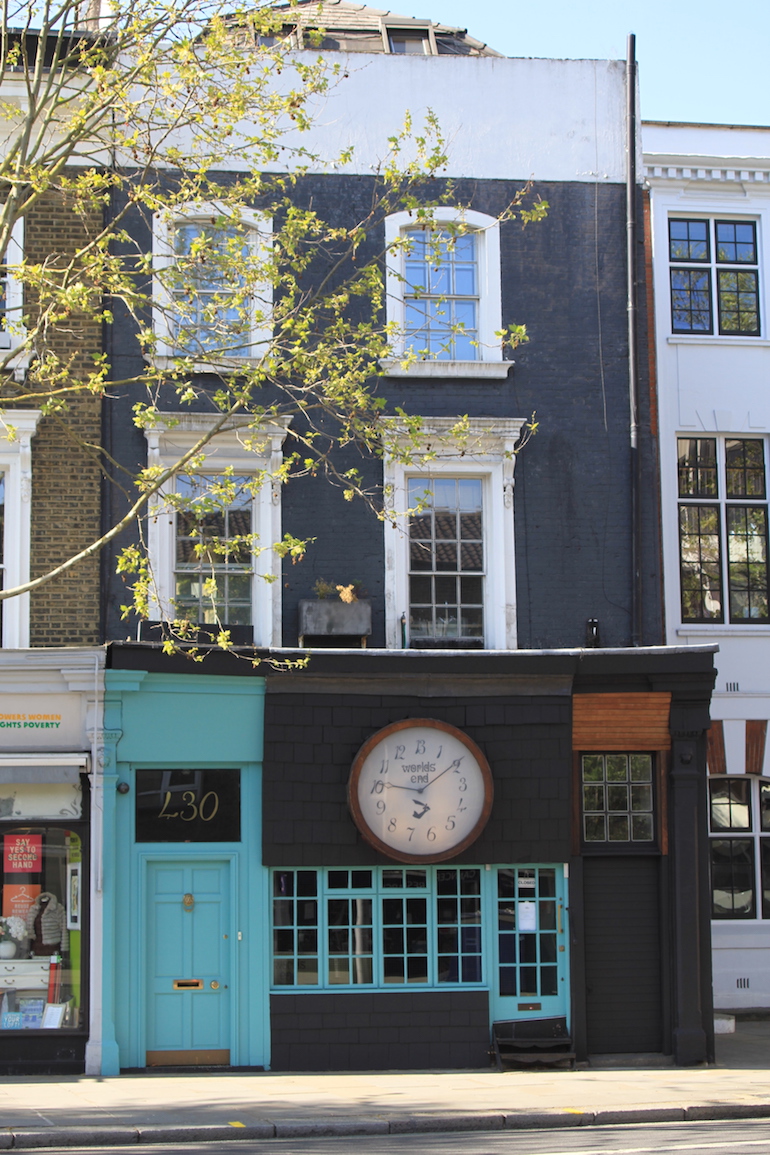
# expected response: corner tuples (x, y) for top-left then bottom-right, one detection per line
(271, 865), (485, 991)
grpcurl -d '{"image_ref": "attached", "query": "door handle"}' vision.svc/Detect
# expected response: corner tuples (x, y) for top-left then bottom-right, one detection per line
(210, 980), (220, 990)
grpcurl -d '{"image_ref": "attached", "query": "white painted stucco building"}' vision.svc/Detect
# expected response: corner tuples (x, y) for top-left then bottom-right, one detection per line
(644, 121), (770, 1009)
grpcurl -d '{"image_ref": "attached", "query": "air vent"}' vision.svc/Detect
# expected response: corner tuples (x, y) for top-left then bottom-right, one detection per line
(726, 682), (740, 692)
(737, 977), (750, 988)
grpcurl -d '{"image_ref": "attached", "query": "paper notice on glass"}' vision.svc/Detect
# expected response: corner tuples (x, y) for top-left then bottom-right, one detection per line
(518, 900), (537, 931)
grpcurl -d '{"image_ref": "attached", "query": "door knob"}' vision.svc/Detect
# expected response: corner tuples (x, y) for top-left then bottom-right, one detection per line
(210, 980), (220, 990)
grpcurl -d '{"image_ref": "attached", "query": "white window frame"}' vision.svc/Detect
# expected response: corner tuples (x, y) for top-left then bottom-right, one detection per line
(144, 413), (290, 646)
(0, 409), (41, 648)
(382, 416), (524, 649)
(151, 204), (272, 373)
(0, 218), (30, 378)
(382, 209), (507, 379)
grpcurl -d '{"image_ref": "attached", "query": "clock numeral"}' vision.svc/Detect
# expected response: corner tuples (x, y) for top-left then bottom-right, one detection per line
(415, 739), (426, 754)
(379, 759), (389, 775)
(394, 744), (405, 760)
(376, 800), (386, 815)
(445, 816), (456, 831)
(388, 818), (398, 832)
(407, 827), (415, 842)
(436, 745), (442, 758)
(370, 780), (385, 795)
(427, 827), (437, 841)
(457, 799), (467, 812)
(458, 776), (467, 792)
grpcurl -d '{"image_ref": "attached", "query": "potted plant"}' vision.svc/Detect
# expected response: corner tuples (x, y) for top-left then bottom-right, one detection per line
(298, 580), (372, 646)
(0, 915), (27, 959)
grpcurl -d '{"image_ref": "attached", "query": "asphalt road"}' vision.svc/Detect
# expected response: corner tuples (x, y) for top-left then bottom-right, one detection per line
(35, 1119), (770, 1155)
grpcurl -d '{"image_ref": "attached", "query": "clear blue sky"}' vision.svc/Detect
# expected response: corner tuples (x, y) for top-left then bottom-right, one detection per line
(386, 0), (770, 127)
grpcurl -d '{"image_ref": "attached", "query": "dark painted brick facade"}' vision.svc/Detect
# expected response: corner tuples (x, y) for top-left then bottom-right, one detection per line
(102, 175), (661, 651)
(270, 990), (490, 1070)
(263, 691), (572, 866)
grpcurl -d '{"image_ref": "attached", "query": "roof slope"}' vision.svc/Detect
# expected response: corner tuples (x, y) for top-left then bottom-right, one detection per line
(271, 0), (504, 56)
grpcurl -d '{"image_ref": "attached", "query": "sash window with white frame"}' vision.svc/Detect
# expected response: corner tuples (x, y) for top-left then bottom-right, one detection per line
(383, 209), (507, 378)
(144, 414), (290, 646)
(174, 473), (255, 627)
(408, 476), (484, 643)
(383, 417), (523, 650)
(152, 207), (272, 368)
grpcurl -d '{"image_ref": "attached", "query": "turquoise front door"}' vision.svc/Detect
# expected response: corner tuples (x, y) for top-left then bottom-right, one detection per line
(489, 865), (570, 1025)
(146, 859), (232, 1066)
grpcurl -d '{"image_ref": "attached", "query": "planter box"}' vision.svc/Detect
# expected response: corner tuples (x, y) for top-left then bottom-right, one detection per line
(298, 599), (372, 646)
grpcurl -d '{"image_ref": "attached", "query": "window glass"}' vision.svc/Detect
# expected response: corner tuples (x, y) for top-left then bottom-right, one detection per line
(678, 437), (768, 624)
(496, 866), (559, 999)
(668, 218), (760, 337)
(404, 229), (479, 360)
(271, 867), (484, 989)
(171, 222), (251, 356)
(135, 769), (241, 842)
(581, 753), (654, 844)
(408, 477), (483, 642)
(678, 438), (718, 498)
(174, 474), (254, 626)
(710, 837), (755, 918)
(710, 779), (751, 831)
(0, 827), (84, 1030)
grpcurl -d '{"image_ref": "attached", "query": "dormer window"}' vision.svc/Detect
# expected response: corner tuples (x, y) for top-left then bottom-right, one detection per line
(383, 22), (437, 55)
(388, 30), (428, 53)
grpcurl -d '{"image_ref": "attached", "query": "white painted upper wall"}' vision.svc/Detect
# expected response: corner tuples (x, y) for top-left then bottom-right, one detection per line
(0, 51), (632, 183)
(643, 121), (770, 167)
(263, 53), (630, 182)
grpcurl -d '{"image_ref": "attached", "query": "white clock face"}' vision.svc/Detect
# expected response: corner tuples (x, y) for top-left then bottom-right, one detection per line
(349, 720), (493, 863)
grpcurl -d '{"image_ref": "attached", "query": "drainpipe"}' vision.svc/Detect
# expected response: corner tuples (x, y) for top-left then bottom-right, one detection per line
(626, 33), (642, 646)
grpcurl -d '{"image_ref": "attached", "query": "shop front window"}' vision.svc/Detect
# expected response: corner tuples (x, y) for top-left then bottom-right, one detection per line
(0, 826), (84, 1030)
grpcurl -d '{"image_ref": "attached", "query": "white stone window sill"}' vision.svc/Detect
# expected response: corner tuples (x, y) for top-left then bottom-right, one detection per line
(667, 335), (770, 347)
(148, 354), (261, 375)
(676, 625), (770, 636)
(380, 358), (512, 379)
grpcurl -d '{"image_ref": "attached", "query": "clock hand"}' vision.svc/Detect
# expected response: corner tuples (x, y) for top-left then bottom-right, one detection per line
(384, 781), (423, 793)
(417, 757), (464, 793)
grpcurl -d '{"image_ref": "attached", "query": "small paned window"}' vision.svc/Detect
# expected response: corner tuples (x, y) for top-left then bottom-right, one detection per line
(669, 218), (760, 336)
(171, 221), (252, 357)
(404, 230), (479, 360)
(271, 867), (484, 990)
(581, 753), (654, 844)
(708, 778), (770, 920)
(272, 870), (319, 986)
(436, 868), (482, 984)
(408, 476), (484, 645)
(174, 473), (254, 627)
(496, 867), (558, 999)
(677, 437), (769, 623)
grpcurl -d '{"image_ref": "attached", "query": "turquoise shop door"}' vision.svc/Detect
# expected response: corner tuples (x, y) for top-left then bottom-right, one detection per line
(146, 860), (232, 1066)
(489, 865), (570, 1024)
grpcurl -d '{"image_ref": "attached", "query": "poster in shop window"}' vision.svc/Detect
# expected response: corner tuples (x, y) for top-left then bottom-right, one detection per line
(3, 834), (42, 872)
(2, 883), (41, 920)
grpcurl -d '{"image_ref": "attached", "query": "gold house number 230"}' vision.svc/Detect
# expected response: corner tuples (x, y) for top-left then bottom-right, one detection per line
(157, 789), (220, 822)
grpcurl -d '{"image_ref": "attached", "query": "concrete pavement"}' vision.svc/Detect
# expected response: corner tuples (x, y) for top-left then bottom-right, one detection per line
(0, 1020), (769, 1148)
